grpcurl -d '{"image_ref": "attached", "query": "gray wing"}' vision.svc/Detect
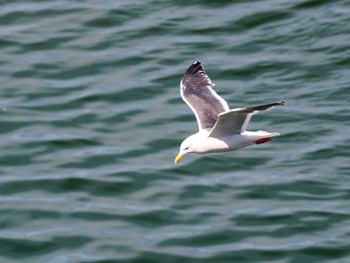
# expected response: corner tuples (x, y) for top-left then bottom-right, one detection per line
(209, 101), (285, 138)
(180, 61), (229, 131)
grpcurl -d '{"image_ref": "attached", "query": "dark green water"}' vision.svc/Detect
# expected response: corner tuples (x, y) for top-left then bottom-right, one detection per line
(1, 0), (350, 262)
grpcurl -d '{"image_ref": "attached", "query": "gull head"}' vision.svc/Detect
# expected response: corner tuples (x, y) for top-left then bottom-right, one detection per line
(175, 134), (203, 164)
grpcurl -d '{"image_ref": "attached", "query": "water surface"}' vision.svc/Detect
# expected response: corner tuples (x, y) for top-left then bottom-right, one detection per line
(0, 0), (350, 262)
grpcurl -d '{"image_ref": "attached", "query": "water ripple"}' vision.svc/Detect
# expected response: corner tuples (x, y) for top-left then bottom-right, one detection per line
(1, 0), (350, 262)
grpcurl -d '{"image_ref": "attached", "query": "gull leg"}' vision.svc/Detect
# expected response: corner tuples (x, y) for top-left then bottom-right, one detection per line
(255, 138), (272, 144)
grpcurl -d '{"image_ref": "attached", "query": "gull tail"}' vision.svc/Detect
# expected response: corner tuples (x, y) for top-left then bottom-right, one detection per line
(253, 131), (280, 144)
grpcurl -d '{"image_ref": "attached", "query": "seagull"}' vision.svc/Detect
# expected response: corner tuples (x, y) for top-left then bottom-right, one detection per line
(175, 61), (285, 164)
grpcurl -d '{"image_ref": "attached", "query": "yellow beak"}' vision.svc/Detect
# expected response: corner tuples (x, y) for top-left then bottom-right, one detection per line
(174, 152), (184, 164)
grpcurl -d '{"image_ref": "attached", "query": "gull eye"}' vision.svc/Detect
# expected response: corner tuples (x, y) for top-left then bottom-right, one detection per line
(184, 146), (189, 150)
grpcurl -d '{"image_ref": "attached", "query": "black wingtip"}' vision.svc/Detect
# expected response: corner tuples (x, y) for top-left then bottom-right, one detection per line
(184, 60), (204, 76)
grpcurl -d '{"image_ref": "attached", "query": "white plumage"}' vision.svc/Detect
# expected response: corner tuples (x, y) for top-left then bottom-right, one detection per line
(175, 61), (285, 164)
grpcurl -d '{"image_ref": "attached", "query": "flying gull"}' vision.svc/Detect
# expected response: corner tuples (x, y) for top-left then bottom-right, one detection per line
(175, 61), (285, 164)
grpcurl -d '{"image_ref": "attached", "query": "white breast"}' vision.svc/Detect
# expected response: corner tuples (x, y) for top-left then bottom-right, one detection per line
(196, 134), (253, 154)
